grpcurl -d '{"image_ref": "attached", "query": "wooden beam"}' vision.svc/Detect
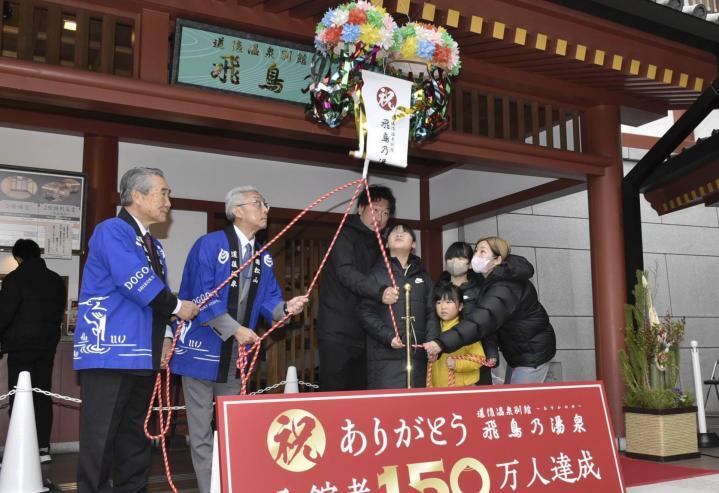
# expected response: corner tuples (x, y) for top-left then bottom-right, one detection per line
(45, 5), (62, 66)
(74, 11), (89, 70)
(0, 58), (612, 178)
(147, 0), (316, 43)
(17, 0), (35, 61)
(289, 0), (337, 18)
(429, 178), (586, 228)
(263, 0), (309, 13)
(0, 104), (441, 179)
(139, 9), (171, 84)
(100, 15), (117, 74)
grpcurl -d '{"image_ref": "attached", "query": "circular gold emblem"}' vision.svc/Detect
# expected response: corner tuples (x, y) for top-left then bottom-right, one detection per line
(267, 409), (326, 472)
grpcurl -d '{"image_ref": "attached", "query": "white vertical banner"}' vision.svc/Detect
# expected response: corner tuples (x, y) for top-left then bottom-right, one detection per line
(45, 223), (72, 259)
(360, 70), (413, 168)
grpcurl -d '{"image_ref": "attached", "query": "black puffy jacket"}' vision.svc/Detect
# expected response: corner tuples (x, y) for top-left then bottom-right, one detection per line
(437, 271), (499, 362)
(317, 214), (386, 347)
(436, 255), (555, 368)
(0, 257), (65, 353)
(359, 254), (440, 388)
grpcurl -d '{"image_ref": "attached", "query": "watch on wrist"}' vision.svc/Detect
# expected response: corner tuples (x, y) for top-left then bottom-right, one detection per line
(283, 301), (289, 315)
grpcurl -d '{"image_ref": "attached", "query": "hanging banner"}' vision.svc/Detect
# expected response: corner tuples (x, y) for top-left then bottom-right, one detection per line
(217, 382), (625, 492)
(360, 70), (413, 168)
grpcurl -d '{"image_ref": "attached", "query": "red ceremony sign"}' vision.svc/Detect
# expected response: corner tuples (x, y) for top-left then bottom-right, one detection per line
(217, 382), (625, 492)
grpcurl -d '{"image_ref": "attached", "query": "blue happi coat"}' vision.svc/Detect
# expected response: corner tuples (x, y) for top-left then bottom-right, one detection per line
(74, 211), (171, 370)
(169, 228), (283, 382)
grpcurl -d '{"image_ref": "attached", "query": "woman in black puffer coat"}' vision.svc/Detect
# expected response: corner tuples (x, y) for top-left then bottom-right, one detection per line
(438, 241), (498, 385)
(425, 236), (556, 384)
(358, 223), (439, 389)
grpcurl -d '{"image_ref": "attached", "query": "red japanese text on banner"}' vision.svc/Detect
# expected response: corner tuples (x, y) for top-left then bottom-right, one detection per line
(217, 382), (625, 492)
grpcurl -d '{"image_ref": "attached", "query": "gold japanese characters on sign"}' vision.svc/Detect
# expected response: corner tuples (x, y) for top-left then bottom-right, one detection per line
(172, 19), (314, 104)
(267, 409), (326, 472)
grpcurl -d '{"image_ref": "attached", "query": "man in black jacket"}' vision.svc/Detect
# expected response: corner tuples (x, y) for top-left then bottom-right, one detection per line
(0, 239), (65, 463)
(317, 185), (398, 391)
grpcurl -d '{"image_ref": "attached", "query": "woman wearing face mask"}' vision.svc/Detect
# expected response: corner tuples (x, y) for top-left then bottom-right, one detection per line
(438, 242), (498, 385)
(425, 236), (556, 385)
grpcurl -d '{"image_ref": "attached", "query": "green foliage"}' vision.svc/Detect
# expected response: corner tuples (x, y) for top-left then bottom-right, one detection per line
(619, 270), (694, 409)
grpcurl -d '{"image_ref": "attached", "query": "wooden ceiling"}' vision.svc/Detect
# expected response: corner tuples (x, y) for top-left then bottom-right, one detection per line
(184, 0), (719, 110)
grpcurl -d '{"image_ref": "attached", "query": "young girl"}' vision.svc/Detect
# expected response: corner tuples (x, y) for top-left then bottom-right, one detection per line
(358, 223), (439, 389)
(439, 241), (498, 384)
(430, 283), (486, 388)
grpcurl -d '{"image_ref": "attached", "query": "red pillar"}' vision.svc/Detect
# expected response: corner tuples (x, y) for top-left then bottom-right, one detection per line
(82, 134), (118, 250)
(420, 176), (443, 280)
(584, 105), (627, 436)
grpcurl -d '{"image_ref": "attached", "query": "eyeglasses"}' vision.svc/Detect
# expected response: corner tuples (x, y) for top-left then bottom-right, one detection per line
(236, 200), (270, 211)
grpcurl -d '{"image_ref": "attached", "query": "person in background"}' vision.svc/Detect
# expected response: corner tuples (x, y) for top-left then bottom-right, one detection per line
(317, 185), (399, 391)
(438, 241), (498, 384)
(424, 236), (556, 385)
(429, 283), (485, 388)
(170, 185), (308, 493)
(73, 167), (199, 493)
(358, 223), (439, 389)
(0, 238), (65, 463)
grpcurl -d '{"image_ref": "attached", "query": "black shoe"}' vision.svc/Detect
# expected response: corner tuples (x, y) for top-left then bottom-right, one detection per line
(39, 447), (52, 464)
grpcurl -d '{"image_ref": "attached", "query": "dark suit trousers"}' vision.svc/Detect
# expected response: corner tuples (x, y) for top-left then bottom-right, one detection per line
(319, 339), (367, 391)
(7, 349), (56, 449)
(77, 370), (155, 493)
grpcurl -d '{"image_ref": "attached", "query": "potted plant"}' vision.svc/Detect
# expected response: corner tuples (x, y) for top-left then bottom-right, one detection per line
(619, 270), (698, 461)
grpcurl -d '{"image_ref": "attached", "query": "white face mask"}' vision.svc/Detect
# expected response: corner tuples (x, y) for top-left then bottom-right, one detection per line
(471, 255), (494, 274)
(446, 260), (469, 277)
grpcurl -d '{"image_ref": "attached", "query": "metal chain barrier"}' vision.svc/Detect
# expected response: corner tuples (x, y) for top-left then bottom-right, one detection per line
(251, 380), (320, 395)
(30, 387), (82, 403)
(0, 383), (319, 410)
(0, 389), (16, 401)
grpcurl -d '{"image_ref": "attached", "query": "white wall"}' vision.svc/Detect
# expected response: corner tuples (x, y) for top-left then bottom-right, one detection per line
(0, 127), (84, 305)
(444, 149), (719, 409)
(429, 168), (551, 219)
(118, 143), (420, 220)
(621, 111), (676, 137)
(695, 109), (719, 139)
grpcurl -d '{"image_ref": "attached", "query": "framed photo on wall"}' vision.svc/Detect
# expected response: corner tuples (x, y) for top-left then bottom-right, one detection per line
(0, 165), (87, 254)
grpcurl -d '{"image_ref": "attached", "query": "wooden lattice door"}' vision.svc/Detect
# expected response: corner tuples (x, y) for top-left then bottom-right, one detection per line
(208, 213), (332, 393)
(262, 222), (332, 392)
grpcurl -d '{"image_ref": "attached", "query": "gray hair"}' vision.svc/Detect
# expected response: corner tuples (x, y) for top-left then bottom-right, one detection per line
(120, 167), (165, 206)
(225, 185), (260, 221)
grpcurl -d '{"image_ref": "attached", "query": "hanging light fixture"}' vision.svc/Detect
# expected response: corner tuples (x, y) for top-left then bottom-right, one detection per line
(63, 17), (77, 31)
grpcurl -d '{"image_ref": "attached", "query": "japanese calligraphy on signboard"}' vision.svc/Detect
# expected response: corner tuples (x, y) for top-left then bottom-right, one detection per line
(217, 382), (625, 492)
(171, 19), (313, 104)
(0, 165), (86, 253)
